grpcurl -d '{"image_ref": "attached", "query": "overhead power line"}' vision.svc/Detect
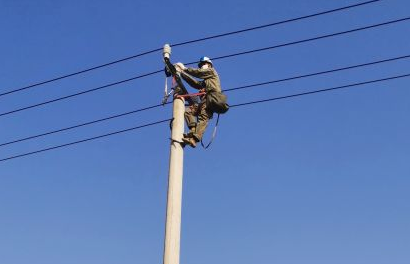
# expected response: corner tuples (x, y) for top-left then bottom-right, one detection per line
(1, 16), (409, 118)
(230, 73), (410, 108)
(190, 16), (410, 64)
(1, 0), (380, 98)
(1, 53), (409, 147)
(224, 54), (410, 92)
(1, 71), (409, 163)
(0, 119), (172, 163)
(0, 70), (162, 118)
(0, 103), (168, 147)
(172, 0), (381, 47)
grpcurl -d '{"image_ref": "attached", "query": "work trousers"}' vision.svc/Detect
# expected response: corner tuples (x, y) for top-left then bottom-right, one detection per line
(185, 101), (213, 141)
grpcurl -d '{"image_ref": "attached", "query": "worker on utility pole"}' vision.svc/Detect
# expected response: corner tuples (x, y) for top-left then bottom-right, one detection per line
(174, 57), (222, 148)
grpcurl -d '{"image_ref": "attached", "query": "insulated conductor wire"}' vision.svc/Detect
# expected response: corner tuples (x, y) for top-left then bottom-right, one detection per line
(1, 0), (381, 97)
(230, 73), (410, 108)
(1, 53), (409, 147)
(172, 0), (381, 47)
(2, 16), (409, 118)
(0, 119), (172, 162)
(192, 17), (410, 64)
(0, 70), (162, 118)
(0, 103), (168, 147)
(1, 72), (409, 163)
(224, 54), (410, 92)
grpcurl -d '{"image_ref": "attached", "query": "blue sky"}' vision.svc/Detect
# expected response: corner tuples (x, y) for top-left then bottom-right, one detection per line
(0, 0), (409, 263)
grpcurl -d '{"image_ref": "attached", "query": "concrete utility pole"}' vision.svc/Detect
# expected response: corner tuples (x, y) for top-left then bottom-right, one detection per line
(163, 44), (185, 264)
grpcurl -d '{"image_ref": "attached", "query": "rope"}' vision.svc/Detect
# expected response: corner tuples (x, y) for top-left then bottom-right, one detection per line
(201, 114), (220, 149)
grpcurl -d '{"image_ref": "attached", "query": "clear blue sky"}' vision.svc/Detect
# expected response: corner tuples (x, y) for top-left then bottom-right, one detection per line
(1, 1), (409, 263)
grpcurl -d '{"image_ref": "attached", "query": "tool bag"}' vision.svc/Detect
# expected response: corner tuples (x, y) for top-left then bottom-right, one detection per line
(206, 91), (229, 114)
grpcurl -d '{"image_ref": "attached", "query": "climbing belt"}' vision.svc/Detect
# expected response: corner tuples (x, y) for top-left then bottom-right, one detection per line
(175, 91), (206, 99)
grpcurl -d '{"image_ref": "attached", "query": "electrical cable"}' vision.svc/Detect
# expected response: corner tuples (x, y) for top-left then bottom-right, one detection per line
(1, 53), (409, 147)
(0, 118), (171, 162)
(1, 0), (381, 97)
(224, 54), (410, 92)
(188, 16), (410, 64)
(1, 72), (408, 163)
(1, 16), (409, 118)
(0, 70), (162, 118)
(230, 73), (410, 108)
(0, 103), (169, 147)
(172, 0), (381, 48)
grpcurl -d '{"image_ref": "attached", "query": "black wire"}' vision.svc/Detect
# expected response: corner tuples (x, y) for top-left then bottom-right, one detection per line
(1, 72), (408, 163)
(188, 17), (410, 64)
(230, 73), (410, 108)
(0, 70), (162, 118)
(0, 119), (171, 162)
(1, 53), (409, 147)
(0, 49), (163, 98)
(2, 16), (409, 118)
(1, 0), (380, 98)
(224, 54), (410, 92)
(0, 103), (169, 147)
(173, 0), (381, 47)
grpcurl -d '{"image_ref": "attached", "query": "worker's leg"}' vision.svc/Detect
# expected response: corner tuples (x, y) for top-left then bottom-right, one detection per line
(192, 102), (213, 141)
(184, 103), (198, 135)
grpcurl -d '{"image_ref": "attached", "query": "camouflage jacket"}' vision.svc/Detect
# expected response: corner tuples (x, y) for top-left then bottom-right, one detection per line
(181, 67), (222, 93)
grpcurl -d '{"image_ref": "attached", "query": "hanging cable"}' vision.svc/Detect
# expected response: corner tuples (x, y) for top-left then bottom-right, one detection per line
(0, 0), (381, 98)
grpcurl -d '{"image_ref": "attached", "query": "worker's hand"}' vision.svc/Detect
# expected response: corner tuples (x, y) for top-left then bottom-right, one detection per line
(174, 62), (186, 72)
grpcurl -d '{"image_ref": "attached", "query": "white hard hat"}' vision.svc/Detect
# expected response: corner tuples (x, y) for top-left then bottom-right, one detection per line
(198, 56), (213, 67)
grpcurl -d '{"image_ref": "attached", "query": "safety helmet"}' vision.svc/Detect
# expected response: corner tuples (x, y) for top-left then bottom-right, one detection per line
(198, 56), (213, 67)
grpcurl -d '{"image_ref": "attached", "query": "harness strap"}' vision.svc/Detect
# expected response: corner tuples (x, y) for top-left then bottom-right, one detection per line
(201, 114), (220, 149)
(169, 118), (184, 146)
(176, 91), (206, 98)
(169, 138), (184, 145)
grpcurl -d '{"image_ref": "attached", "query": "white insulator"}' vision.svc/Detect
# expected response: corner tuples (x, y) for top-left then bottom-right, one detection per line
(163, 44), (171, 59)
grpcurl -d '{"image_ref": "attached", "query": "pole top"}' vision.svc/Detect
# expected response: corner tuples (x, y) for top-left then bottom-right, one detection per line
(163, 44), (171, 59)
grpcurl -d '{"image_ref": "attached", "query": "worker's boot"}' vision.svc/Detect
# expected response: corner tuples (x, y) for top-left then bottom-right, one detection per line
(183, 126), (196, 139)
(183, 132), (194, 138)
(182, 136), (196, 148)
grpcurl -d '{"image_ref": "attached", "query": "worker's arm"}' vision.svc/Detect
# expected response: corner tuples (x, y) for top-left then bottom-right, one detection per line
(185, 67), (215, 79)
(181, 72), (203, 90)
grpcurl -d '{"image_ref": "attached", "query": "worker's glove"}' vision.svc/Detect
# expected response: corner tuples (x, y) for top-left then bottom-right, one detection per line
(174, 62), (186, 72)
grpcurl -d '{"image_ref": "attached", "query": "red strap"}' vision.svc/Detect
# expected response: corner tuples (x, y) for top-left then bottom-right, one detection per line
(176, 92), (206, 98)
